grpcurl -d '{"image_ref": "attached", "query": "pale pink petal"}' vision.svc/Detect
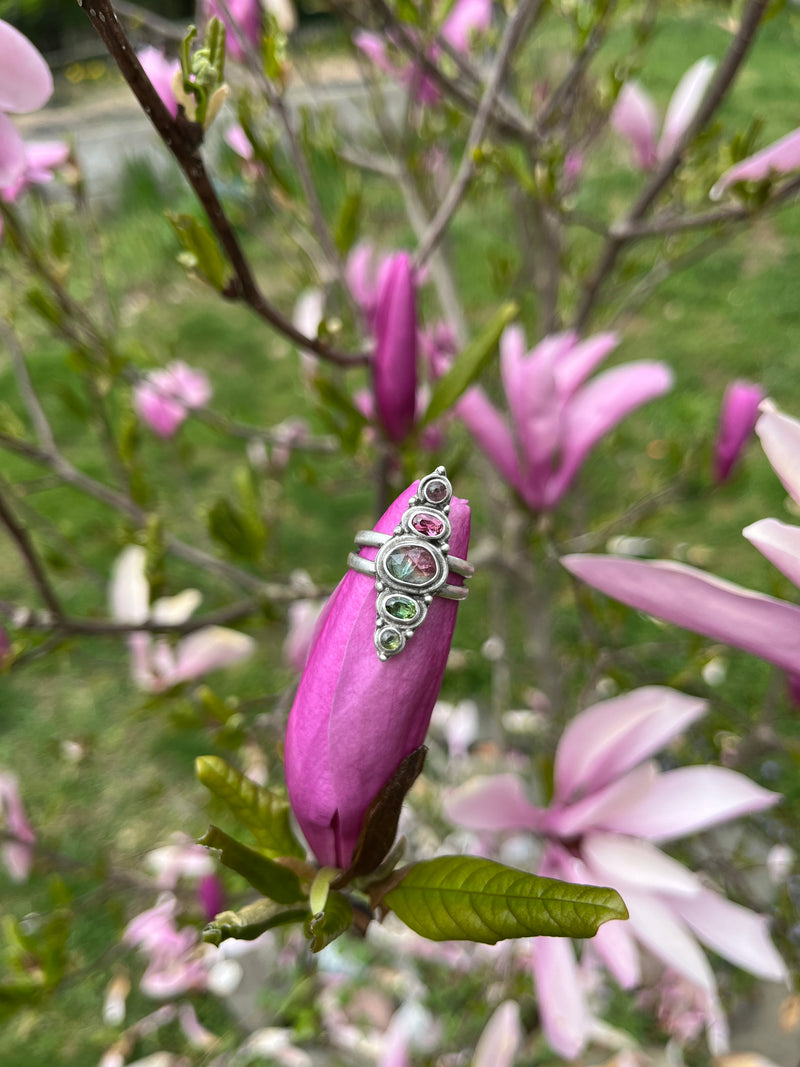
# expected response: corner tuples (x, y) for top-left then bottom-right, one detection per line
(599, 765), (780, 841)
(163, 362), (211, 408)
(553, 685), (706, 801)
(590, 913), (641, 989)
(472, 1000), (522, 1067)
(547, 762), (658, 838)
(137, 46), (179, 118)
(611, 82), (659, 170)
(172, 627), (255, 683)
(150, 589), (202, 626)
(0, 112), (25, 187)
(353, 30), (398, 77)
(714, 380), (764, 483)
(549, 361), (673, 507)
(20, 139), (69, 185)
(582, 832), (701, 896)
(224, 122), (254, 160)
(109, 545), (150, 624)
(134, 381), (187, 437)
(440, 0), (492, 53)
(620, 888), (717, 991)
(0, 20), (53, 113)
(531, 936), (589, 1058)
(456, 386), (522, 492)
(658, 57), (716, 161)
(443, 774), (543, 832)
(743, 518), (800, 589)
(178, 1003), (217, 1049)
(755, 405), (800, 506)
(501, 327), (562, 492)
(0, 772), (35, 882)
(283, 598), (326, 673)
(562, 554), (800, 674)
(672, 887), (788, 982)
(553, 331), (619, 400)
(711, 126), (800, 200)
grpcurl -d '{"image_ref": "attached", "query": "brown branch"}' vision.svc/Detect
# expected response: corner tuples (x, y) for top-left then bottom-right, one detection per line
(573, 0), (770, 330)
(76, 0), (365, 367)
(0, 484), (64, 620)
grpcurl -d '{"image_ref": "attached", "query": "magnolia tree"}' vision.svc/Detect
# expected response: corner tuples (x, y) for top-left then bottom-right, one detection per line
(0, 1), (799, 1064)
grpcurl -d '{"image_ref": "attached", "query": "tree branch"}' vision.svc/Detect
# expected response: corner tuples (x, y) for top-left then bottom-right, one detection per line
(0, 483), (64, 620)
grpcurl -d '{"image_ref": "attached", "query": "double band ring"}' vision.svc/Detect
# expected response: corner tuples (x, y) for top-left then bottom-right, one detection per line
(347, 466), (473, 660)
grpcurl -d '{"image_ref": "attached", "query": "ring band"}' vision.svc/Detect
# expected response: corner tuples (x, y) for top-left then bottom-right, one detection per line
(352, 532), (474, 578)
(347, 552), (470, 599)
(347, 465), (472, 660)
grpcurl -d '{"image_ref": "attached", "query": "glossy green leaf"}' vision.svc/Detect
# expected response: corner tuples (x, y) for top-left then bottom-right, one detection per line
(304, 891), (353, 953)
(203, 899), (308, 946)
(196, 755), (304, 859)
(420, 301), (518, 427)
(167, 212), (227, 291)
(199, 825), (304, 904)
(384, 856), (628, 943)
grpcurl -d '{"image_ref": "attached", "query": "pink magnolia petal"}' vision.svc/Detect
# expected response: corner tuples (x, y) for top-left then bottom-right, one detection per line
(503, 328), (563, 490)
(443, 774), (543, 832)
(590, 912), (641, 989)
(162, 361), (211, 409)
(548, 762), (659, 839)
(549, 360), (673, 507)
(599, 765), (780, 842)
(472, 1000), (523, 1067)
(553, 685), (706, 801)
(672, 887), (788, 982)
(611, 81), (659, 170)
(134, 381), (187, 437)
(224, 122), (253, 160)
(743, 518), (800, 590)
(353, 30), (398, 77)
(137, 46), (179, 118)
(755, 405), (800, 506)
(440, 0), (492, 54)
(621, 888), (717, 991)
(553, 331), (619, 400)
(658, 56), (716, 161)
(530, 936), (590, 1059)
(456, 386), (522, 491)
(582, 832), (701, 896)
(172, 627), (255, 683)
(0, 112), (25, 187)
(562, 554), (800, 674)
(711, 126), (800, 200)
(0, 20), (53, 113)
(714, 380), (764, 483)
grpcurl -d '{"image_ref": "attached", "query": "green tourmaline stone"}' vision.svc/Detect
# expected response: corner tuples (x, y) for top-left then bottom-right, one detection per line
(385, 595), (418, 622)
(378, 628), (402, 652)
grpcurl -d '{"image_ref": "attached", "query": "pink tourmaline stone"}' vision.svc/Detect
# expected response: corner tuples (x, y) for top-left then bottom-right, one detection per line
(411, 512), (445, 538)
(387, 545), (437, 584)
(424, 479), (448, 503)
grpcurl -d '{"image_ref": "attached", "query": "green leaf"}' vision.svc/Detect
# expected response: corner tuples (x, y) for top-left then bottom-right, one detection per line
(333, 178), (362, 255)
(196, 755), (304, 859)
(312, 375), (369, 452)
(166, 212), (227, 291)
(304, 891), (353, 953)
(384, 856), (628, 943)
(203, 899), (308, 946)
(199, 825), (304, 904)
(420, 302), (518, 427)
(207, 494), (265, 562)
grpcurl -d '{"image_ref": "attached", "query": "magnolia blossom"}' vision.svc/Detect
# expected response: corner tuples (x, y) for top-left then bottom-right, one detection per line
(0, 19), (53, 187)
(144, 832), (215, 889)
(0, 771), (35, 882)
(456, 325), (672, 511)
(611, 57), (715, 170)
(138, 47), (179, 117)
(445, 687), (786, 1058)
(564, 404), (800, 678)
(472, 1000), (523, 1067)
(711, 125), (800, 200)
(714, 380), (764, 483)
(109, 545), (255, 693)
(124, 895), (208, 998)
(373, 251), (417, 442)
(285, 478), (470, 869)
(133, 361), (211, 438)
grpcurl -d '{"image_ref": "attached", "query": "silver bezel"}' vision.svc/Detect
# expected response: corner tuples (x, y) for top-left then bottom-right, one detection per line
(375, 536), (448, 594)
(417, 472), (452, 507)
(374, 625), (406, 659)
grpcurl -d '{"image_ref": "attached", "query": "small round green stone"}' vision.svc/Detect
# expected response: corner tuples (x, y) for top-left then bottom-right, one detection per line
(385, 595), (418, 622)
(378, 628), (402, 652)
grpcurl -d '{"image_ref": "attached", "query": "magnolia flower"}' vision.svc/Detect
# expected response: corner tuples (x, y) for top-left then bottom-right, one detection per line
(133, 361), (211, 438)
(285, 478), (470, 869)
(123, 895), (208, 998)
(472, 1000), (523, 1067)
(0, 771), (35, 882)
(456, 325), (672, 512)
(373, 251), (417, 443)
(714, 380), (764, 483)
(138, 47), (179, 118)
(144, 832), (215, 889)
(0, 19), (53, 187)
(109, 545), (255, 693)
(611, 57), (716, 170)
(204, 0), (262, 62)
(445, 687), (786, 1057)
(711, 125), (800, 200)
(563, 404), (800, 677)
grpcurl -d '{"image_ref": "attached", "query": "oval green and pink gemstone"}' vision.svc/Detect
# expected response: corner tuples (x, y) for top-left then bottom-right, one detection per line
(386, 544), (438, 584)
(411, 512), (446, 538)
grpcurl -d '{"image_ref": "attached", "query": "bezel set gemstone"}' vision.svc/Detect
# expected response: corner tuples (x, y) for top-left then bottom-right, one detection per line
(403, 506), (451, 541)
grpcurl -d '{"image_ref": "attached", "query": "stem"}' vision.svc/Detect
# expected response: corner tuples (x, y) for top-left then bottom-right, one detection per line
(0, 483), (64, 620)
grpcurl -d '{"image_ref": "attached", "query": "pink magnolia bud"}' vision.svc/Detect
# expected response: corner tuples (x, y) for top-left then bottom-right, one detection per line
(284, 479), (470, 868)
(197, 873), (227, 921)
(372, 252), (417, 444)
(713, 380), (765, 483)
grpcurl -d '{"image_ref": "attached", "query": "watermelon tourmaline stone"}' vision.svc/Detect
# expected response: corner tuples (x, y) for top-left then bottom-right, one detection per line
(410, 512), (446, 538)
(386, 544), (438, 584)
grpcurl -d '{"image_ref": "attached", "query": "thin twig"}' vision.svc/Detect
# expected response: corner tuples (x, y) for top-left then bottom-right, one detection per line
(415, 0), (543, 268)
(573, 0), (769, 330)
(0, 483), (65, 620)
(76, 0), (365, 367)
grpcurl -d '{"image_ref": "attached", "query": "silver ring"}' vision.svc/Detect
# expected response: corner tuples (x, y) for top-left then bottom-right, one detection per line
(347, 466), (472, 660)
